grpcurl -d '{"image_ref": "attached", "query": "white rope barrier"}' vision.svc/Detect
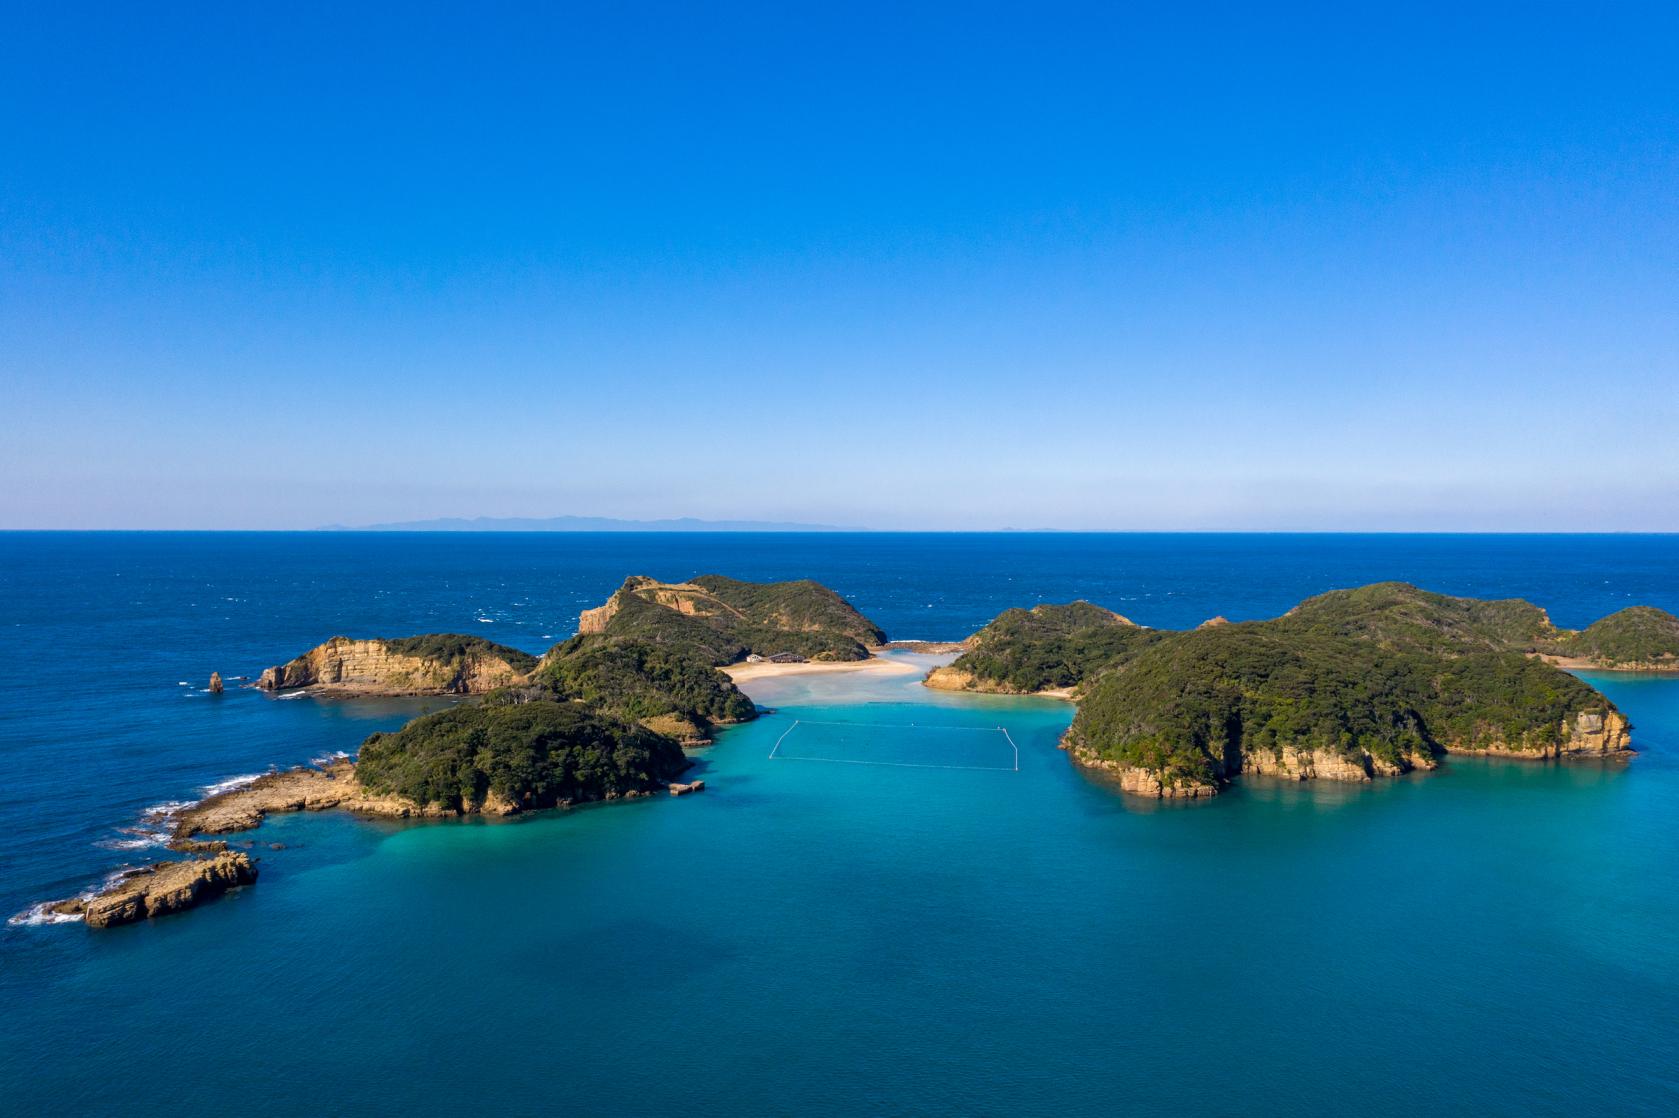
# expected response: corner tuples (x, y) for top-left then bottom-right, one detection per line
(767, 718), (1020, 772)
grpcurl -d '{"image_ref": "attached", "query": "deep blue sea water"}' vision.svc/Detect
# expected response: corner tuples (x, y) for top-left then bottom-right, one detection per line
(2, 532), (1677, 1115)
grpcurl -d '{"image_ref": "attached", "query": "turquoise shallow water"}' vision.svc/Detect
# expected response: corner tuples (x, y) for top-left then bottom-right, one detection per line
(3, 533), (1678, 1114)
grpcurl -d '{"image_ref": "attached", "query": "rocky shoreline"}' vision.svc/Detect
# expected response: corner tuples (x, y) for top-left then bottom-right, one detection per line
(257, 636), (535, 695)
(922, 664), (1074, 698)
(37, 756), (708, 929)
(1063, 709), (1634, 800)
(45, 853), (258, 928)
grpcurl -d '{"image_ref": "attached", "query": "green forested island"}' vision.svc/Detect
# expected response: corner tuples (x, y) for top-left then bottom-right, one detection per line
(923, 601), (1161, 693)
(578, 574), (886, 662)
(356, 700), (691, 813)
(63, 574), (1678, 925)
(238, 574), (881, 813)
(1561, 606), (1679, 668)
(931, 582), (1675, 798)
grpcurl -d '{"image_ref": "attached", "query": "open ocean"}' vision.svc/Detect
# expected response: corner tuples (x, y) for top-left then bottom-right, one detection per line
(2, 532), (1677, 1115)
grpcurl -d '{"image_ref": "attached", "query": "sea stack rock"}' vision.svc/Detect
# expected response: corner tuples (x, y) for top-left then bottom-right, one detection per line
(209, 671), (224, 694)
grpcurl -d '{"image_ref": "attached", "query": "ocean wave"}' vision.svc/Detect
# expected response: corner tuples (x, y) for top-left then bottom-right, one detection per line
(200, 773), (267, 798)
(10, 870), (135, 927)
(97, 826), (170, 851)
(310, 749), (351, 766)
(110, 771), (268, 849)
(8, 902), (83, 927)
(142, 799), (196, 821)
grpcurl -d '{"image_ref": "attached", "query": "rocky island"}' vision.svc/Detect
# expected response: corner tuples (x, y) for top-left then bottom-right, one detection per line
(56, 574), (884, 926)
(931, 582), (1669, 798)
(257, 634), (539, 694)
(577, 574), (887, 662)
(46, 853), (257, 928)
(47, 575), (1677, 924)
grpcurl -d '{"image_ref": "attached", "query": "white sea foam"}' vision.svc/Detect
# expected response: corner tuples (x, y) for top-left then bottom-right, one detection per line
(142, 792), (196, 819)
(200, 772), (267, 798)
(98, 835), (162, 851)
(8, 902), (83, 927)
(310, 749), (351, 767)
(97, 825), (169, 851)
(10, 870), (136, 927)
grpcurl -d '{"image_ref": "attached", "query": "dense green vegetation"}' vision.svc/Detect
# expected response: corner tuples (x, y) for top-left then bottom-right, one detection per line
(941, 581), (1637, 795)
(346, 574), (893, 813)
(591, 575), (885, 662)
(535, 638), (756, 737)
(380, 634), (539, 672)
(357, 701), (687, 811)
(1270, 582), (1558, 654)
(1069, 626), (1611, 790)
(945, 602), (1161, 692)
(1564, 606), (1679, 666)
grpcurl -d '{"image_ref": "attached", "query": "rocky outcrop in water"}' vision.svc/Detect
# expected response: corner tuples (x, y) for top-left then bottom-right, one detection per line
(208, 671), (223, 694)
(256, 635), (536, 695)
(52, 853), (257, 928)
(171, 761), (445, 840)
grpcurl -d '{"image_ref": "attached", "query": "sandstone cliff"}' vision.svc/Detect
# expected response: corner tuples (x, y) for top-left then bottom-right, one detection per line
(1061, 736), (1220, 799)
(257, 635), (535, 695)
(1239, 744), (1437, 782)
(1442, 710), (1633, 760)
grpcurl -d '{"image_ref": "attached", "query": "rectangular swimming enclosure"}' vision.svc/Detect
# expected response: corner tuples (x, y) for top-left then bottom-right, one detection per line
(768, 718), (1020, 771)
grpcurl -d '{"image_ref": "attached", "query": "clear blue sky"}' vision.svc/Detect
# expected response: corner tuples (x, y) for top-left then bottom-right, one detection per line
(3, 2), (1675, 530)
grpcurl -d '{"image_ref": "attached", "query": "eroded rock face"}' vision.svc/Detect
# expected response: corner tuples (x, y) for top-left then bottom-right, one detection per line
(1061, 737), (1220, 799)
(1570, 710), (1633, 754)
(256, 637), (529, 695)
(1111, 764), (1218, 798)
(208, 671), (224, 694)
(61, 853), (258, 928)
(924, 666), (989, 692)
(1445, 710), (1633, 760)
(1240, 745), (1437, 782)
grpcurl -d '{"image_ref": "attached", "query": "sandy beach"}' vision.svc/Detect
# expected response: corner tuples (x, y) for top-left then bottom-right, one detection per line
(724, 648), (962, 705)
(724, 642), (963, 684)
(724, 655), (927, 685)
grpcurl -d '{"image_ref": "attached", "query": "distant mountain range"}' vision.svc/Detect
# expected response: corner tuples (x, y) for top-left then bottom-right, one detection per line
(320, 515), (864, 532)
